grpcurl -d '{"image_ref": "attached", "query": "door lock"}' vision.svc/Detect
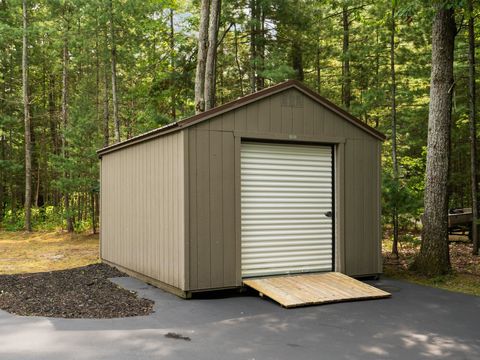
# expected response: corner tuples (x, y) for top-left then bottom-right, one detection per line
(325, 211), (333, 218)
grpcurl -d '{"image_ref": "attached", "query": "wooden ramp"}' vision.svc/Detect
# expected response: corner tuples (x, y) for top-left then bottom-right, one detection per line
(243, 272), (391, 308)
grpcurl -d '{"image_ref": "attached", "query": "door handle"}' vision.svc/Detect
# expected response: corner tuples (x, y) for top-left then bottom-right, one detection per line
(325, 211), (332, 218)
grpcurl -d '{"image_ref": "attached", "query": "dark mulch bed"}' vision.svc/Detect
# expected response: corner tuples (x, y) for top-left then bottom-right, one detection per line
(0, 263), (154, 318)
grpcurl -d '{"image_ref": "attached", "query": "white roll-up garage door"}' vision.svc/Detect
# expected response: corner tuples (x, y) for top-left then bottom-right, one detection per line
(241, 142), (333, 277)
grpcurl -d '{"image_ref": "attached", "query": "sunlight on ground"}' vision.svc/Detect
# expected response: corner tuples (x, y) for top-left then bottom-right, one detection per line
(0, 231), (99, 275)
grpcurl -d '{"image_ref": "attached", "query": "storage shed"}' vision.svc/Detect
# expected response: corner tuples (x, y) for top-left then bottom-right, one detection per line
(98, 80), (386, 298)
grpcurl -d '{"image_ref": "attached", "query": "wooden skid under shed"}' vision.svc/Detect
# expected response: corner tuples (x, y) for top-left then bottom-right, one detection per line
(243, 272), (391, 308)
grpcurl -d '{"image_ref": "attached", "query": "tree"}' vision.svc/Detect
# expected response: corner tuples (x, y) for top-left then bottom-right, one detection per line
(61, 3), (74, 232)
(109, 0), (120, 142)
(195, 0), (210, 113)
(22, 0), (32, 232)
(467, 0), (478, 255)
(413, 2), (456, 275)
(390, 2), (399, 258)
(341, 4), (351, 109)
(195, 0), (221, 113)
(204, 0), (221, 110)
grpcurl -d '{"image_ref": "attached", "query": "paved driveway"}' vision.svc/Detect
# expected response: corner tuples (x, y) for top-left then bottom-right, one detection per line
(0, 277), (479, 360)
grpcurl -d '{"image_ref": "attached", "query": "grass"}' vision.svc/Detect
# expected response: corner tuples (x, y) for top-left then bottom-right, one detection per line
(0, 231), (99, 275)
(383, 234), (480, 296)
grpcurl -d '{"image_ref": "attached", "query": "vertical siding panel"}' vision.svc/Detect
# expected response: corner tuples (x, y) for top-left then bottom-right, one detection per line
(313, 100), (324, 136)
(281, 103), (293, 134)
(344, 141), (355, 275)
(222, 112), (235, 131)
(358, 140), (367, 274)
(159, 138), (165, 281)
(258, 98), (270, 132)
(292, 105), (304, 135)
(146, 143), (151, 275)
(141, 144), (145, 274)
(377, 142), (383, 273)
(196, 130), (211, 288)
(222, 132), (236, 284)
(210, 131), (224, 287)
(331, 113), (343, 137)
(152, 141), (158, 279)
(363, 141), (372, 274)
(303, 98), (314, 136)
(323, 109), (336, 137)
(234, 107), (247, 131)
(179, 133), (185, 288)
(188, 129), (198, 289)
(246, 101), (259, 131)
(171, 135), (176, 284)
(210, 115), (223, 131)
(269, 94), (282, 133)
(352, 140), (361, 274)
(168, 135), (173, 285)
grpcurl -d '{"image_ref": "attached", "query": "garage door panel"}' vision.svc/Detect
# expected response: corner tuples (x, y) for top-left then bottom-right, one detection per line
(241, 142), (333, 277)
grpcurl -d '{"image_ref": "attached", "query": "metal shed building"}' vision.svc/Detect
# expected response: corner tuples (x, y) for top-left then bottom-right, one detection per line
(98, 80), (386, 298)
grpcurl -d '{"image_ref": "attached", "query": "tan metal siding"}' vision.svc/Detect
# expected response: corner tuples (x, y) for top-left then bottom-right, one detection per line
(187, 88), (382, 290)
(344, 139), (382, 276)
(101, 131), (186, 290)
(187, 128), (237, 290)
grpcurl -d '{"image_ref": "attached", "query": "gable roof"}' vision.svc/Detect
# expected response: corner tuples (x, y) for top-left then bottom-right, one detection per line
(98, 80), (386, 156)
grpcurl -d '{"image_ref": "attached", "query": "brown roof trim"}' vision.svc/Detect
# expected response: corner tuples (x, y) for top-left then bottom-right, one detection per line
(97, 80), (385, 157)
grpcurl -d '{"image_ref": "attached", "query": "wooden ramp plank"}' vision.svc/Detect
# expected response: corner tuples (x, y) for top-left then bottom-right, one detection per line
(243, 272), (391, 308)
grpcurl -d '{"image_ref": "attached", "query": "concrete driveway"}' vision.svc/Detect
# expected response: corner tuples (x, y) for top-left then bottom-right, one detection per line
(0, 277), (479, 360)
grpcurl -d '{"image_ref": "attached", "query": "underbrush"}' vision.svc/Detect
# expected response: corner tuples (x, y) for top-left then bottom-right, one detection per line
(383, 234), (480, 296)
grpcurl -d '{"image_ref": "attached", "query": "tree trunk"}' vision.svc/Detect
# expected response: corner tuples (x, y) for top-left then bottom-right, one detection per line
(95, 14), (100, 131)
(169, 8), (176, 120)
(233, 24), (244, 96)
(194, 0), (210, 113)
(291, 42), (304, 81)
(249, 0), (256, 93)
(61, 17), (74, 233)
(109, 0), (120, 142)
(468, 0), (478, 255)
(342, 5), (351, 109)
(22, 0), (32, 232)
(413, 3), (456, 275)
(256, 2), (265, 90)
(316, 40), (321, 93)
(103, 31), (110, 148)
(204, 0), (221, 111)
(390, 5), (399, 258)
(0, 135), (5, 221)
